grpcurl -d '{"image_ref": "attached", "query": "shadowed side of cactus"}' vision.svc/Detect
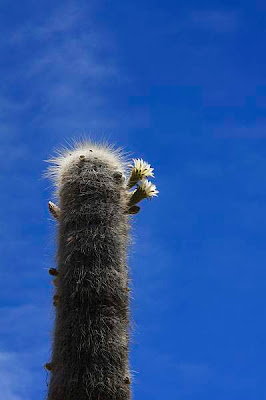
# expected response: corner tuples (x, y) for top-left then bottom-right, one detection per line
(45, 143), (158, 400)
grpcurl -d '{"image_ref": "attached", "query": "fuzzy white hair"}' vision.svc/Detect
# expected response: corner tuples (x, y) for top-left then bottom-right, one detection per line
(46, 140), (128, 190)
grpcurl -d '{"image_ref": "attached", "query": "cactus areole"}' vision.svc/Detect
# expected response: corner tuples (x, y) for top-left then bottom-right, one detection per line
(45, 142), (158, 400)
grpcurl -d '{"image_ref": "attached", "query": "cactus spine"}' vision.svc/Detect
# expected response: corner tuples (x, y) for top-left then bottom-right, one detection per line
(45, 143), (158, 400)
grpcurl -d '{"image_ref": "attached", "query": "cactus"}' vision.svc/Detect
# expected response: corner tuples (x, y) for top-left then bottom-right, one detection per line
(45, 142), (158, 400)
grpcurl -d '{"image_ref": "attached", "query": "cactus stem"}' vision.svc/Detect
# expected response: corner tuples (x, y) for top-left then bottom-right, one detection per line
(45, 143), (158, 400)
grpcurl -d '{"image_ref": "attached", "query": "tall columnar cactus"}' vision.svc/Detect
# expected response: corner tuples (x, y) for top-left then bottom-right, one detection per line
(45, 142), (158, 400)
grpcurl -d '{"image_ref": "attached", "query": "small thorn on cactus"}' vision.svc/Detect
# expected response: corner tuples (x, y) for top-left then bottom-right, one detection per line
(67, 235), (74, 243)
(52, 277), (59, 287)
(44, 362), (53, 371)
(48, 201), (61, 219)
(53, 295), (60, 306)
(49, 268), (58, 276)
(124, 376), (131, 384)
(127, 205), (140, 215)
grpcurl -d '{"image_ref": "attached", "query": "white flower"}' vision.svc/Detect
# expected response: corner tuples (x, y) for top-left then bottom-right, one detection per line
(127, 158), (155, 188)
(130, 158), (154, 178)
(128, 179), (159, 206)
(139, 179), (159, 198)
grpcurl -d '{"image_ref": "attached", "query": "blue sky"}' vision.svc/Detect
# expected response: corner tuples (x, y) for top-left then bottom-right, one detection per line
(1, 0), (266, 399)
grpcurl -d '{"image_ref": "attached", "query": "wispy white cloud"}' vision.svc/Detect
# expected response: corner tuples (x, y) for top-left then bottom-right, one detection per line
(189, 10), (239, 33)
(10, 6), (81, 43)
(0, 304), (48, 335)
(0, 304), (51, 399)
(153, 8), (239, 38)
(0, 3), (138, 139)
(0, 352), (32, 400)
(0, 1), (151, 161)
